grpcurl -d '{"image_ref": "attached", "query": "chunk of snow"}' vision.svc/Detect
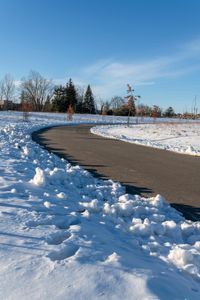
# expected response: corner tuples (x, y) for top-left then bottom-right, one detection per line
(57, 192), (66, 199)
(167, 246), (200, 276)
(30, 167), (46, 186)
(79, 199), (100, 212)
(105, 252), (120, 264)
(44, 201), (51, 208)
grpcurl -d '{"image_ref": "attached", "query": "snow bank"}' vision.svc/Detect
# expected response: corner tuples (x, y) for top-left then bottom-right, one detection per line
(0, 111), (200, 299)
(91, 123), (200, 156)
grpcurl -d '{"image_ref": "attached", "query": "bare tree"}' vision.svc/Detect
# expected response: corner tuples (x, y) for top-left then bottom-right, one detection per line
(110, 96), (125, 110)
(191, 95), (198, 118)
(101, 101), (112, 115)
(125, 84), (140, 126)
(20, 71), (53, 111)
(0, 74), (15, 109)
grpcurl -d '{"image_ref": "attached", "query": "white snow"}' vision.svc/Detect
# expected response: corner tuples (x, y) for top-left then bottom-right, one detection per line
(29, 167), (46, 186)
(91, 122), (200, 156)
(0, 111), (200, 299)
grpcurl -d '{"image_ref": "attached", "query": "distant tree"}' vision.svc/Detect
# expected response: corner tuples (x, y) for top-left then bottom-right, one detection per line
(137, 104), (150, 117)
(151, 105), (162, 120)
(52, 79), (81, 112)
(125, 84), (140, 125)
(99, 99), (105, 114)
(43, 95), (52, 112)
(20, 71), (52, 111)
(21, 100), (32, 121)
(110, 96), (125, 110)
(101, 101), (113, 115)
(76, 86), (85, 113)
(127, 95), (136, 116)
(113, 105), (129, 116)
(52, 85), (67, 112)
(65, 78), (78, 111)
(82, 85), (96, 114)
(0, 74), (15, 109)
(164, 106), (175, 117)
(0, 74), (15, 101)
(67, 104), (74, 121)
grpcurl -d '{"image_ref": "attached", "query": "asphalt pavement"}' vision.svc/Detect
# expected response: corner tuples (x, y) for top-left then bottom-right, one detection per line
(32, 124), (200, 221)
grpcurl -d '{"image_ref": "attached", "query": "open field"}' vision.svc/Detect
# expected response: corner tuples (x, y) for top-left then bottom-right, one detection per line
(91, 122), (200, 156)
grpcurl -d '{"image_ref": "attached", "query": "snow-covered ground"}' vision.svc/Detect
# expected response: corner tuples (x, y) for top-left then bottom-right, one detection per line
(91, 122), (200, 156)
(0, 111), (200, 300)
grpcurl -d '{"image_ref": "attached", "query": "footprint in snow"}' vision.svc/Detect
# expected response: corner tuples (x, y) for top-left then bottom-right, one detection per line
(46, 230), (71, 245)
(55, 216), (81, 229)
(47, 243), (79, 261)
(25, 215), (80, 229)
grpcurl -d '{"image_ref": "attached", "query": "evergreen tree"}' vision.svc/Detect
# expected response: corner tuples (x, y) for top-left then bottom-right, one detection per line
(164, 106), (175, 117)
(76, 96), (83, 113)
(76, 86), (84, 113)
(52, 79), (77, 112)
(52, 85), (67, 112)
(65, 78), (77, 111)
(82, 85), (96, 114)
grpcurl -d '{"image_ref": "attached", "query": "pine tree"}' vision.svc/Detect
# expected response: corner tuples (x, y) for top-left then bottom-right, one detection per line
(52, 79), (77, 112)
(164, 106), (175, 117)
(76, 96), (83, 113)
(82, 85), (96, 114)
(76, 86), (84, 113)
(65, 78), (77, 111)
(52, 85), (67, 112)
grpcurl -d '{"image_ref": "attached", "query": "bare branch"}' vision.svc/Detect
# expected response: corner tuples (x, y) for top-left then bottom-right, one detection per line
(0, 74), (15, 102)
(20, 71), (53, 111)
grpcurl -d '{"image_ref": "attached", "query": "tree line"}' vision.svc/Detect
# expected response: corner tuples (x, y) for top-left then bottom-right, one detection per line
(0, 71), (96, 114)
(100, 97), (176, 118)
(1, 70), (194, 118)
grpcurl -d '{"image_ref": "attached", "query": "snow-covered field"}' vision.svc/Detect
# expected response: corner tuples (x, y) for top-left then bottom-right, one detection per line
(91, 122), (200, 156)
(0, 111), (200, 300)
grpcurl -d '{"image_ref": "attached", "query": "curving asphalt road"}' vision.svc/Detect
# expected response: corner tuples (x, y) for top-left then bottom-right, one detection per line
(32, 124), (200, 221)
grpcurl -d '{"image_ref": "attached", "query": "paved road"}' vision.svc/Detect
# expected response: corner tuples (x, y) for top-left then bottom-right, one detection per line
(32, 124), (200, 221)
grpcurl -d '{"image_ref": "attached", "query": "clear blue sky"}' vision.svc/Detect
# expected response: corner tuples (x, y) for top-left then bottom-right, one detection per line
(0, 0), (200, 112)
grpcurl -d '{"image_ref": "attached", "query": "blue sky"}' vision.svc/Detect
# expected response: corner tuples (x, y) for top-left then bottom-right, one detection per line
(0, 0), (200, 112)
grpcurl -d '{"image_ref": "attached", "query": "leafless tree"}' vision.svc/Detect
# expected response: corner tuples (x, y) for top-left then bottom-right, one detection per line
(110, 96), (125, 110)
(20, 71), (53, 111)
(0, 74), (15, 109)
(191, 95), (198, 118)
(101, 100), (112, 115)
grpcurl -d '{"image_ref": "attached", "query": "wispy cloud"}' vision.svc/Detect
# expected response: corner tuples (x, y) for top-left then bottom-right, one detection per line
(55, 37), (200, 99)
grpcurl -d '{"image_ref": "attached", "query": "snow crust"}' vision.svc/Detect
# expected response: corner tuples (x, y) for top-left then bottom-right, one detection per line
(91, 122), (200, 156)
(0, 111), (200, 299)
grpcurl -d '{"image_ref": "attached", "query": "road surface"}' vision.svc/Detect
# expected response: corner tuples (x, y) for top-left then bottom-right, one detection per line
(32, 124), (200, 221)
